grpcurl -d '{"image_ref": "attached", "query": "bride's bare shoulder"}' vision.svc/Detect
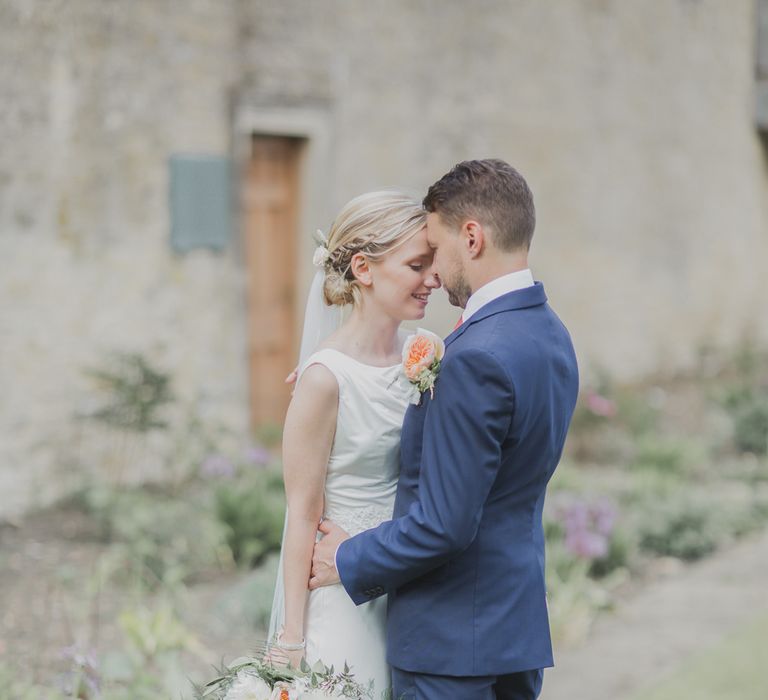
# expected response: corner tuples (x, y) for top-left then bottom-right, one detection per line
(297, 362), (338, 393)
(288, 363), (339, 422)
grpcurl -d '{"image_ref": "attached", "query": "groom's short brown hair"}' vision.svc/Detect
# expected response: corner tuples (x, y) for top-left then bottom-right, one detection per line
(423, 159), (535, 251)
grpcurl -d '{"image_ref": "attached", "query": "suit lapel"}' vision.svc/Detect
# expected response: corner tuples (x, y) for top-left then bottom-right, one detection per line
(445, 281), (548, 347)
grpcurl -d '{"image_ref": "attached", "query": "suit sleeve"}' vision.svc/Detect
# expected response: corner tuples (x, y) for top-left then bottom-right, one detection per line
(336, 347), (514, 605)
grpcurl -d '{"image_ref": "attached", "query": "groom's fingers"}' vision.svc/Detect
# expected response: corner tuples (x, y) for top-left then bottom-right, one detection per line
(318, 518), (347, 537)
(318, 519), (334, 535)
(309, 574), (328, 590)
(309, 571), (339, 589)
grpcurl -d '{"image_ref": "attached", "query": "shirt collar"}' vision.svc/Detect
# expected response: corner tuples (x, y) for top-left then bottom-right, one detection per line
(462, 269), (535, 322)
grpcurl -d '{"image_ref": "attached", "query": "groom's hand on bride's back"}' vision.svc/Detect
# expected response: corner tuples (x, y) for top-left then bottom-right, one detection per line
(309, 519), (350, 590)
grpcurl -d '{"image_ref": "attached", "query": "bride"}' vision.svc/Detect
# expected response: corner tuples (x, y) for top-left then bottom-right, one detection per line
(267, 190), (441, 696)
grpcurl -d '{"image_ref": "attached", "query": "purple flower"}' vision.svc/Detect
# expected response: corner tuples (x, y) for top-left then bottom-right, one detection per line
(200, 454), (236, 479)
(552, 494), (619, 561)
(59, 646), (100, 697)
(592, 498), (618, 536)
(565, 529), (609, 559)
(244, 444), (271, 467)
(59, 645), (99, 670)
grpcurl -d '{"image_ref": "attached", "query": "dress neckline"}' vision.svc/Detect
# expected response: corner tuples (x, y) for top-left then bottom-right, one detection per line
(319, 347), (401, 371)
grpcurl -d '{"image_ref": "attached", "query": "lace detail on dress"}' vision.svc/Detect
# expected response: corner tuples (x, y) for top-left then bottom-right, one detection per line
(324, 504), (394, 536)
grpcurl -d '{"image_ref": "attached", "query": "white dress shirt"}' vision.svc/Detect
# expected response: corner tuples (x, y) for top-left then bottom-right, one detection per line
(460, 268), (535, 323)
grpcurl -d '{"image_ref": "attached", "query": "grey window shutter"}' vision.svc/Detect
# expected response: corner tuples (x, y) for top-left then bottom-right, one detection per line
(757, 0), (768, 131)
(169, 154), (232, 252)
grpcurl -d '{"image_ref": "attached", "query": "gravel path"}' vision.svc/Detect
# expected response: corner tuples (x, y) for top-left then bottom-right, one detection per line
(541, 528), (768, 700)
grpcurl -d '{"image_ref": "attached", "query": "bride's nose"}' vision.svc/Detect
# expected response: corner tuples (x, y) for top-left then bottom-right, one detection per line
(424, 272), (441, 289)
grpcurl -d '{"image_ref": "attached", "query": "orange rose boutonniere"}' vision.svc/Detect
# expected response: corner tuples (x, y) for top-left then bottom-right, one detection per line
(402, 329), (445, 403)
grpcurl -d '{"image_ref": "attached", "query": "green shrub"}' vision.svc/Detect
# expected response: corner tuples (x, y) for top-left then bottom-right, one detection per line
(624, 470), (684, 501)
(214, 468), (286, 567)
(729, 394), (768, 455)
(80, 486), (230, 587)
(616, 387), (662, 437)
(719, 343), (768, 455)
(588, 526), (633, 578)
(91, 605), (198, 700)
(544, 538), (619, 645)
(724, 497), (768, 537)
(84, 353), (173, 433)
(637, 499), (721, 561)
(630, 436), (701, 475)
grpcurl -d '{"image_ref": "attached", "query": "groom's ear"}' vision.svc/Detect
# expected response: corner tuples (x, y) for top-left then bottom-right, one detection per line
(462, 220), (485, 259)
(349, 252), (373, 287)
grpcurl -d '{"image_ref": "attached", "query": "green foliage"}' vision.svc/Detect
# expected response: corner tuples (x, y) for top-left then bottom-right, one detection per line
(96, 604), (200, 699)
(215, 468), (286, 567)
(625, 469), (684, 501)
(588, 526), (633, 579)
(196, 652), (374, 700)
(630, 436), (702, 475)
(718, 341), (768, 455)
(118, 605), (197, 659)
(85, 352), (173, 432)
(80, 485), (230, 588)
(615, 387), (662, 437)
(545, 538), (621, 645)
(723, 496), (768, 538)
(636, 498), (722, 561)
(726, 390), (768, 455)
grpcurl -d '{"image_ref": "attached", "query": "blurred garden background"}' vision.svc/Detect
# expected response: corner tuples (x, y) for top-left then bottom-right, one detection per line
(2, 1), (768, 699)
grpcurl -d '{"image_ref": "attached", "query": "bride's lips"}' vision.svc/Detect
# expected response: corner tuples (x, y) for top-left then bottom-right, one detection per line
(411, 293), (430, 307)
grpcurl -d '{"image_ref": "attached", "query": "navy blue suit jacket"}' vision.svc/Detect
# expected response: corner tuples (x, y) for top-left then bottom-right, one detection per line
(336, 282), (579, 677)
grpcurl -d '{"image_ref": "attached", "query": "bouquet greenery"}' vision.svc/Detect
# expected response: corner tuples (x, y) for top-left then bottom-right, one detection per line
(194, 647), (374, 700)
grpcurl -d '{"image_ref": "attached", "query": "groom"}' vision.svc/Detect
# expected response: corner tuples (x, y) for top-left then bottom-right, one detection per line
(310, 159), (579, 699)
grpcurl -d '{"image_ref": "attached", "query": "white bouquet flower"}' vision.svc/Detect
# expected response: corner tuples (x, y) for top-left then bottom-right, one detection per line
(223, 671), (272, 700)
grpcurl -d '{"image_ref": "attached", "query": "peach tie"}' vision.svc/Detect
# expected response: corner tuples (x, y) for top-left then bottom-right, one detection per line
(453, 316), (463, 331)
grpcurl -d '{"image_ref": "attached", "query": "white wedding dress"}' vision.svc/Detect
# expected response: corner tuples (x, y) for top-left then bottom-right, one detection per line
(269, 347), (413, 697)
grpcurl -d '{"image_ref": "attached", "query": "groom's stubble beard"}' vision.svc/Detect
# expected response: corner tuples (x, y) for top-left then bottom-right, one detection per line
(444, 266), (472, 309)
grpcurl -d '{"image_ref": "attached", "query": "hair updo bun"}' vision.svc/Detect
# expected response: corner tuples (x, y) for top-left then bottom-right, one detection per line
(323, 267), (356, 306)
(320, 190), (426, 307)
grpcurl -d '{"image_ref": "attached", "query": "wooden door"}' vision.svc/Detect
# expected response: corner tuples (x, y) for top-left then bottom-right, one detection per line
(243, 135), (303, 429)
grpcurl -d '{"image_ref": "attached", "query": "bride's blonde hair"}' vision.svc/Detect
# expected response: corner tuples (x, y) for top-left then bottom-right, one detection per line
(322, 190), (426, 307)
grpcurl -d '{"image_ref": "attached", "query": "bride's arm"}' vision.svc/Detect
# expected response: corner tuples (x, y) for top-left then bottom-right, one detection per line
(279, 364), (338, 649)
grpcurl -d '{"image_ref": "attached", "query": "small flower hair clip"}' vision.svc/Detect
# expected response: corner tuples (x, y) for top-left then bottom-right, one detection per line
(312, 229), (331, 268)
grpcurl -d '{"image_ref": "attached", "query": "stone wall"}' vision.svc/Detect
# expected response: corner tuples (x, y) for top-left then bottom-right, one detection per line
(238, 0), (768, 377)
(0, 0), (248, 517)
(2, 0), (767, 516)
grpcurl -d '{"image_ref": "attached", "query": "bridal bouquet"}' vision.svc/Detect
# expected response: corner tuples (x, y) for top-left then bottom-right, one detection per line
(195, 653), (374, 700)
